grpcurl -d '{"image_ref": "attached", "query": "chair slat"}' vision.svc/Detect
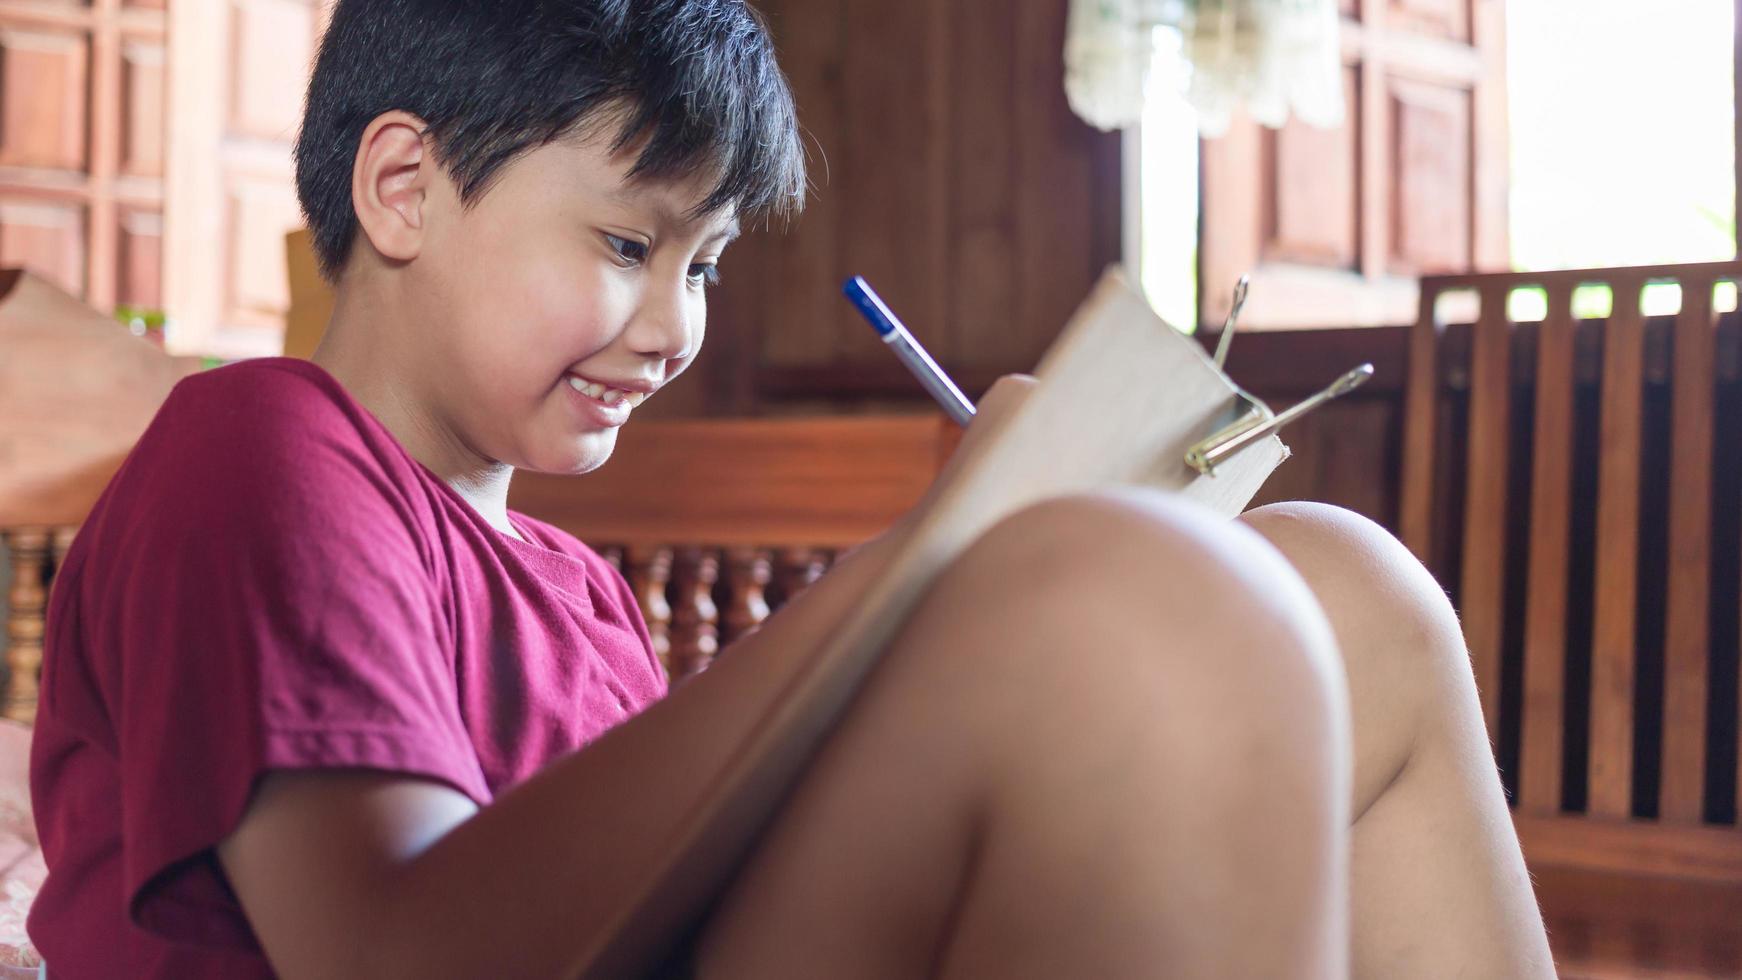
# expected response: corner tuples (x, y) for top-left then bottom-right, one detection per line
(1589, 275), (1646, 819)
(1660, 276), (1718, 824)
(1519, 282), (1577, 814)
(1399, 287), (1442, 565)
(1460, 283), (1514, 742)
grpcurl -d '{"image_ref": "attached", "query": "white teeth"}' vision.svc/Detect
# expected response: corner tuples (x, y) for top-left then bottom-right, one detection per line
(567, 375), (648, 409)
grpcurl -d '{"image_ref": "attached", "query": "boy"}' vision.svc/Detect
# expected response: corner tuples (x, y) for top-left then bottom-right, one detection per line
(29, 0), (1556, 976)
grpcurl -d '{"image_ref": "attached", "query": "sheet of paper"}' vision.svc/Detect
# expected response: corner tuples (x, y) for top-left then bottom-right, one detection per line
(573, 267), (1288, 977)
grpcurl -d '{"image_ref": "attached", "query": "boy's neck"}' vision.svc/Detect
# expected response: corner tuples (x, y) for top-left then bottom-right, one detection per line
(311, 274), (521, 539)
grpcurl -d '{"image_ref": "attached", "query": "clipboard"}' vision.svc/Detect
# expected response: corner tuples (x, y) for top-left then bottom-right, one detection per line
(570, 267), (1371, 977)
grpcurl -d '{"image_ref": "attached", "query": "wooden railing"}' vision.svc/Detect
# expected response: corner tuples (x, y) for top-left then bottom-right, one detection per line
(1401, 261), (1742, 885)
(0, 529), (74, 724)
(508, 414), (961, 680)
(0, 415), (958, 708)
(590, 545), (833, 681)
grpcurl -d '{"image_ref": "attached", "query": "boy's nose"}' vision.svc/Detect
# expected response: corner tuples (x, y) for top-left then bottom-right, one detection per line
(625, 284), (697, 362)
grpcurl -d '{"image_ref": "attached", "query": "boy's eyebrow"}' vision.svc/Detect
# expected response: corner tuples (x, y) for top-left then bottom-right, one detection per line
(709, 216), (743, 246)
(664, 203), (740, 247)
(610, 186), (741, 245)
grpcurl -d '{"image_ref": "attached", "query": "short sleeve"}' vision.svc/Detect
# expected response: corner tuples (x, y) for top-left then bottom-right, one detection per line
(76, 364), (487, 949)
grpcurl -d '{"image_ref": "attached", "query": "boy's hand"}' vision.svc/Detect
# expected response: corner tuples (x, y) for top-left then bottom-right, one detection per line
(903, 373), (1038, 532)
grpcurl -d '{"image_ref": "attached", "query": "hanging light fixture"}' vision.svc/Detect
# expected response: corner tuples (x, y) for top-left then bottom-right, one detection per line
(1065, 0), (1345, 136)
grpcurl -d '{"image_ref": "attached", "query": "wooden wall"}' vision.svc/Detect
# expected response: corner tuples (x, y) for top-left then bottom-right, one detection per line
(653, 0), (1124, 419)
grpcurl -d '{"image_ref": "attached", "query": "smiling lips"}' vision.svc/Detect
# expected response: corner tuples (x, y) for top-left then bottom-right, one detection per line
(566, 375), (650, 408)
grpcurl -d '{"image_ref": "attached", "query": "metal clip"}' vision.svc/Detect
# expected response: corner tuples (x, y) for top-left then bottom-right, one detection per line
(1186, 276), (1375, 477)
(1186, 365), (1374, 476)
(1212, 274), (1249, 370)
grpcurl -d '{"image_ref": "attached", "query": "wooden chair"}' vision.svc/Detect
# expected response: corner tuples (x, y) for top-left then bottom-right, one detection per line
(1401, 261), (1742, 977)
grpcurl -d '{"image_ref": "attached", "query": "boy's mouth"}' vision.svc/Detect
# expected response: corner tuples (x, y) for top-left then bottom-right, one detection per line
(566, 374), (650, 408)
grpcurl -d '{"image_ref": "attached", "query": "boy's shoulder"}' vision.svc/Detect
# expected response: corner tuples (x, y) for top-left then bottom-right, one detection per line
(161, 356), (354, 429)
(145, 357), (399, 467)
(63, 356), (440, 600)
(96, 356), (423, 533)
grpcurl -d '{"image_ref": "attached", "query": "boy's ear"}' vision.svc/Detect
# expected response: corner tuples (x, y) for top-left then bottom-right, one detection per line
(350, 111), (435, 266)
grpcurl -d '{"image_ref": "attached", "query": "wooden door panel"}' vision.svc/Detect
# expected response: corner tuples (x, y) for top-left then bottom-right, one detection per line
(227, 0), (315, 141)
(0, 1), (167, 314)
(164, 0), (323, 356)
(0, 27), (89, 171)
(1391, 78), (1471, 274)
(1270, 68), (1360, 268)
(116, 206), (161, 307)
(0, 200), (85, 295)
(1390, 0), (1468, 42)
(223, 177), (301, 329)
(120, 38), (164, 178)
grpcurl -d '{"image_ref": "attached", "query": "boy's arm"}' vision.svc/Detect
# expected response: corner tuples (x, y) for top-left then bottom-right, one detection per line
(219, 513), (916, 979)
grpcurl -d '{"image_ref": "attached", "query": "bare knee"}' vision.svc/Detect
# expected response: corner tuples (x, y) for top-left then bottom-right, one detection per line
(1240, 502), (1469, 685)
(1241, 502), (1449, 615)
(900, 490), (1351, 770)
(963, 490), (1339, 641)
(1241, 502), (1487, 812)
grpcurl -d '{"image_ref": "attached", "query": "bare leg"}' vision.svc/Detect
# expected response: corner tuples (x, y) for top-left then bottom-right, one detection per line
(1241, 502), (1555, 979)
(695, 490), (1352, 978)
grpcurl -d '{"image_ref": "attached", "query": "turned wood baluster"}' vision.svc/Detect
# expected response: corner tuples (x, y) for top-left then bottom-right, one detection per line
(50, 526), (77, 575)
(771, 547), (831, 614)
(598, 545), (625, 574)
(719, 547), (772, 647)
(668, 547), (720, 680)
(624, 546), (673, 673)
(3, 529), (51, 724)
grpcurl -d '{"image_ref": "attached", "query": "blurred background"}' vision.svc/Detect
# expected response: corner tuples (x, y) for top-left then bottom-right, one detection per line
(5, 1), (1733, 405)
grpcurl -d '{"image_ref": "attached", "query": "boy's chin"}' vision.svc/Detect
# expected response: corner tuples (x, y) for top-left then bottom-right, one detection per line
(519, 429), (619, 476)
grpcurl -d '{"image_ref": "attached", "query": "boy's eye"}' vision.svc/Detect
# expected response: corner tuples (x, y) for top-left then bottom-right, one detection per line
(605, 233), (649, 264)
(688, 264), (722, 288)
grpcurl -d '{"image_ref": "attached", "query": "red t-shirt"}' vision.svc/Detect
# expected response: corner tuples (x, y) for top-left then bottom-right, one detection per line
(27, 357), (668, 978)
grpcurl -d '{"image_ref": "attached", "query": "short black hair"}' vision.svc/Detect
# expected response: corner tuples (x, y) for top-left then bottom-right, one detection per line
(295, 0), (806, 279)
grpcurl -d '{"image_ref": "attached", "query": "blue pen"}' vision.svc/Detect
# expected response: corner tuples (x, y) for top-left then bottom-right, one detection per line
(843, 276), (977, 427)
